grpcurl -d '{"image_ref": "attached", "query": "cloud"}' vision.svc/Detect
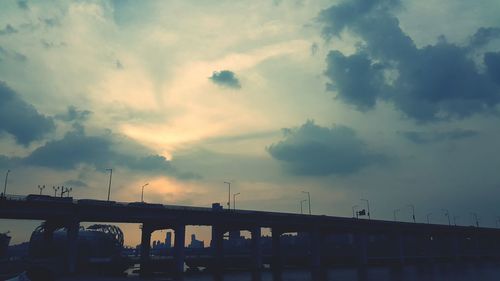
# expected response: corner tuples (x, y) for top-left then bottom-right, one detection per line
(209, 70), (241, 89)
(399, 129), (479, 144)
(0, 25), (17, 36)
(0, 46), (27, 62)
(267, 120), (384, 176)
(319, 0), (500, 122)
(17, 0), (29, 10)
(0, 81), (55, 146)
(19, 125), (198, 179)
(54, 106), (92, 122)
(63, 179), (88, 188)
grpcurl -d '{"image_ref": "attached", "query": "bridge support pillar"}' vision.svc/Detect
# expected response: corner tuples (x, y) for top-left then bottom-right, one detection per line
(451, 234), (460, 261)
(174, 224), (186, 275)
(211, 225), (224, 272)
(43, 221), (57, 255)
(271, 228), (283, 270)
(395, 233), (405, 264)
(355, 233), (369, 266)
(66, 220), (80, 274)
(310, 229), (323, 269)
(251, 226), (262, 270)
(140, 223), (152, 276)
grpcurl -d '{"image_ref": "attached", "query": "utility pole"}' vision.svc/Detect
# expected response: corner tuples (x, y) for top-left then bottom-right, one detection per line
(471, 213), (479, 227)
(302, 191), (311, 215)
(301, 199), (307, 214)
(453, 215), (459, 226)
(224, 181), (231, 210)
(106, 168), (113, 201)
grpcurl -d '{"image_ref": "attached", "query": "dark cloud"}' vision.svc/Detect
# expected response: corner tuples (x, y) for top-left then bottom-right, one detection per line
(399, 129), (479, 144)
(0, 46), (27, 62)
(484, 52), (500, 84)
(63, 179), (88, 188)
(469, 27), (500, 49)
(209, 70), (241, 89)
(0, 25), (17, 36)
(0, 81), (55, 146)
(267, 120), (384, 176)
(20, 126), (198, 179)
(319, 0), (500, 122)
(17, 0), (29, 10)
(55, 106), (92, 122)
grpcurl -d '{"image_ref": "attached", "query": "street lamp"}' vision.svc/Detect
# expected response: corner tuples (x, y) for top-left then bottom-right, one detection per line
(52, 186), (59, 197)
(106, 168), (113, 201)
(442, 209), (451, 226)
(360, 198), (371, 219)
(3, 169), (10, 197)
(301, 199), (307, 214)
(408, 204), (416, 223)
(141, 183), (149, 202)
(224, 181), (231, 210)
(38, 185), (45, 195)
(302, 191), (311, 215)
(352, 205), (359, 218)
(233, 192), (240, 210)
(471, 213), (479, 227)
(393, 208), (400, 221)
(453, 215), (459, 226)
(426, 213), (432, 224)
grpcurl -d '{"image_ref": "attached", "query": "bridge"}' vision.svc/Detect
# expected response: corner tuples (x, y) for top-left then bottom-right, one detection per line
(1, 194), (500, 276)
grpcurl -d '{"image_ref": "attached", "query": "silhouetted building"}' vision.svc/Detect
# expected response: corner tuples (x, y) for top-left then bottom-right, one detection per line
(188, 234), (204, 249)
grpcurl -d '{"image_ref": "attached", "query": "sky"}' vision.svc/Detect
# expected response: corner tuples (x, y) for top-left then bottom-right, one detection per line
(1, 0), (500, 246)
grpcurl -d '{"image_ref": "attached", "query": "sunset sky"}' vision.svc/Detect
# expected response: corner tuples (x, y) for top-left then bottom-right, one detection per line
(1, 0), (500, 246)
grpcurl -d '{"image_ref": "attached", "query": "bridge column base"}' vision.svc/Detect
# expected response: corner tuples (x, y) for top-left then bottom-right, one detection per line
(271, 228), (283, 270)
(140, 223), (152, 276)
(251, 226), (262, 270)
(174, 224), (186, 275)
(211, 225), (224, 272)
(66, 220), (80, 274)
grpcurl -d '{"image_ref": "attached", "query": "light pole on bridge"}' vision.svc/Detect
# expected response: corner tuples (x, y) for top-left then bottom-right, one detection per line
(426, 213), (432, 224)
(408, 204), (416, 223)
(471, 213), (479, 227)
(352, 205), (359, 218)
(224, 181), (231, 210)
(442, 209), (451, 226)
(3, 169), (10, 197)
(360, 198), (371, 219)
(393, 208), (400, 221)
(302, 191), (311, 215)
(106, 168), (113, 201)
(38, 185), (45, 195)
(301, 199), (307, 214)
(233, 192), (240, 210)
(141, 183), (149, 203)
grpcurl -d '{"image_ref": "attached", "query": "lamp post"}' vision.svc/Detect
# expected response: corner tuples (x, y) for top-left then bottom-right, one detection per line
(38, 185), (45, 195)
(426, 213), (432, 224)
(224, 181), (231, 210)
(442, 209), (451, 226)
(52, 186), (59, 197)
(361, 198), (371, 219)
(233, 192), (240, 210)
(141, 183), (149, 202)
(301, 199), (307, 214)
(408, 204), (416, 223)
(471, 213), (479, 227)
(3, 170), (10, 197)
(453, 215), (459, 226)
(352, 205), (359, 218)
(106, 168), (113, 201)
(302, 191), (311, 215)
(393, 208), (400, 221)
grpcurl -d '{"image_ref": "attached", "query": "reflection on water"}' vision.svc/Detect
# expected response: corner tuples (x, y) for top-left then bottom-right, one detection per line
(62, 262), (500, 281)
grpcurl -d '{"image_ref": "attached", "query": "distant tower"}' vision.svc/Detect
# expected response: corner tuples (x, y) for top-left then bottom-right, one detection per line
(165, 231), (172, 248)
